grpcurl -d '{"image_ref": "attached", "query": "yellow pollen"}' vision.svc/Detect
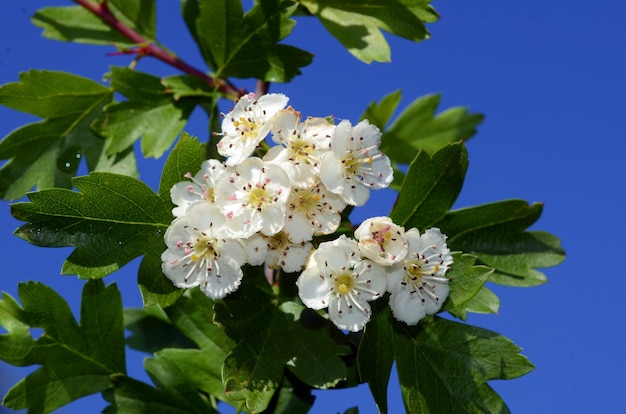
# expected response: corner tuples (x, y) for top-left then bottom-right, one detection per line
(338, 283), (349, 294)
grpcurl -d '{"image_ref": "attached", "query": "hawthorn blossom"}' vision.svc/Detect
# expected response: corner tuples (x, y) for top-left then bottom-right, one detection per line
(386, 228), (453, 325)
(282, 183), (347, 243)
(264, 108), (334, 188)
(354, 216), (408, 266)
(170, 159), (228, 217)
(161, 202), (247, 300)
(319, 119), (393, 206)
(217, 93), (288, 166)
(215, 157), (291, 238)
(262, 231), (313, 273)
(297, 235), (387, 332)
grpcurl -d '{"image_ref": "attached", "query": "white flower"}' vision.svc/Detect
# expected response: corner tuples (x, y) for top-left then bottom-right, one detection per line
(161, 202), (247, 300)
(264, 108), (334, 188)
(386, 228), (453, 325)
(263, 231), (313, 273)
(319, 119), (393, 206)
(215, 157), (291, 238)
(297, 235), (387, 332)
(169, 159), (228, 217)
(283, 183), (347, 244)
(217, 93), (288, 166)
(354, 216), (408, 266)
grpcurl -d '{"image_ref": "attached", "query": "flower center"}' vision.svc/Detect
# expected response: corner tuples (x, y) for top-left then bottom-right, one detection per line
(334, 272), (355, 295)
(191, 237), (218, 262)
(266, 232), (289, 250)
(248, 186), (271, 209)
(405, 259), (440, 284)
(289, 140), (313, 161)
(342, 154), (373, 177)
(292, 190), (321, 213)
(233, 117), (258, 140)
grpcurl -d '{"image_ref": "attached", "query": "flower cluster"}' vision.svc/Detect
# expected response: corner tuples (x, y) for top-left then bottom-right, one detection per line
(161, 93), (452, 331)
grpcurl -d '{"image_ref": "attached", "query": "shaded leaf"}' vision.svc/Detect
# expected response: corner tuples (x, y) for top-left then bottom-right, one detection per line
(436, 200), (565, 287)
(390, 143), (468, 230)
(184, 0), (313, 82)
(214, 272), (349, 412)
(103, 375), (202, 414)
(300, 0), (439, 63)
(0, 70), (134, 200)
(11, 172), (171, 279)
(360, 306), (533, 414)
(124, 307), (195, 354)
(0, 280), (125, 413)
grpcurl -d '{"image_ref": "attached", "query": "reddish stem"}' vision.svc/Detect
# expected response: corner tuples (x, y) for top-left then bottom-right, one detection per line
(73, 0), (245, 99)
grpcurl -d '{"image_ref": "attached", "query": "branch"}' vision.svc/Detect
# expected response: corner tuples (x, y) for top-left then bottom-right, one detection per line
(73, 0), (245, 100)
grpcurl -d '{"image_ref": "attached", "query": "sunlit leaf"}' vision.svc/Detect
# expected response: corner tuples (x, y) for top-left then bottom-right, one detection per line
(101, 67), (195, 159)
(300, 0), (439, 63)
(390, 143), (468, 230)
(32, 0), (157, 46)
(11, 172), (171, 279)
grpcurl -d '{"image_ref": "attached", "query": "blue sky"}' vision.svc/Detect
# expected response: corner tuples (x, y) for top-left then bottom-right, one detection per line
(1, 1), (625, 413)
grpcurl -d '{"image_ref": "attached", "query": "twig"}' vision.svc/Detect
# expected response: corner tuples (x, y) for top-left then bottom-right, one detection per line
(73, 0), (245, 100)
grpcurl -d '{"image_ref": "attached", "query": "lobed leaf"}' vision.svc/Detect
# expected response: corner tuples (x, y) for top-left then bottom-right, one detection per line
(11, 172), (172, 279)
(300, 0), (439, 63)
(183, 0), (313, 82)
(101, 67), (195, 159)
(0, 70), (135, 200)
(381, 93), (484, 163)
(214, 272), (350, 412)
(32, 0), (157, 46)
(0, 280), (125, 413)
(360, 305), (534, 414)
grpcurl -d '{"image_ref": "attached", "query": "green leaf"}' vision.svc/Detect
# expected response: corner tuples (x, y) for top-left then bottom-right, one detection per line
(358, 299), (395, 414)
(300, 0), (439, 63)
(435, 200), (566, 287)
(360, 89), (402, 130)
(184, 0), (313, 82)
(390, 143), (468, 230)
(11, 172), (172, 279)
(214, 272), (350, 412)
(442, 253), (493, 313)
(103, 375), (202, 414)
(448, 286), (500, 320)
(124, 307), (195, 354)
(32, 0), (156, 46)
(101, 67), (194, 159)
(0, 70), (135, 200)
(138, 134), (205, 307)
(162, 75), (215, 100)
(0, 280), (125, 413)
(381, 93), (484, 163)
(393, 317), (533, 413)
(360, 307), (534, 414)
(32, 6), (128, 46)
